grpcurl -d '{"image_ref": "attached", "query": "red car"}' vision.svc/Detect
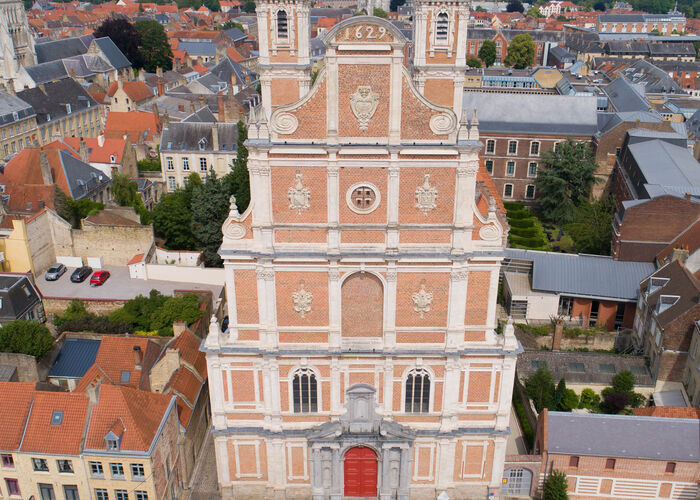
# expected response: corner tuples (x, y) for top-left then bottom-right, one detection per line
(89, 270), (110, 286)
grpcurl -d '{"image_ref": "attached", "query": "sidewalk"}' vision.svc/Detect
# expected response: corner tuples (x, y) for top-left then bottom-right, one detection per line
(187, 430), (221, 500)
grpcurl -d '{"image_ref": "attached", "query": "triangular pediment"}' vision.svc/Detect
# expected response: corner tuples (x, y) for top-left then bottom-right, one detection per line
(268, 16), (458, 145)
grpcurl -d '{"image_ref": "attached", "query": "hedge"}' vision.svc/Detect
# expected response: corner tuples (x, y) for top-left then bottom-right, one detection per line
(503, 201), (525, 210)
(509, 218), (535, 228)
(510, 226), (539, 238)
(512, 390), (534, 448)
(510, 235), (546, 247)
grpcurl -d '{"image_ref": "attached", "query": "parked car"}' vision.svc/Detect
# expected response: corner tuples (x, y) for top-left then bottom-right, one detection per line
(89, 270), (110, 286)
(44, 263), (67, 281)
(70, 266), (93, 283)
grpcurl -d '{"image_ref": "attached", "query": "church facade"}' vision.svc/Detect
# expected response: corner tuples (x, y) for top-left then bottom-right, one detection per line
(0, 0), (35, 88)
(203, 1), (520, 498)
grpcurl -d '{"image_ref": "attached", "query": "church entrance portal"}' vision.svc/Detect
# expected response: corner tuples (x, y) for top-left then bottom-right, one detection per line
(344, 446), (378, 497)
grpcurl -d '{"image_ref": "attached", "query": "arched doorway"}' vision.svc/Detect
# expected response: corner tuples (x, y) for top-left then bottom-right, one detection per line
(502, 467), (533, 495)
(344, 446), (378, 497)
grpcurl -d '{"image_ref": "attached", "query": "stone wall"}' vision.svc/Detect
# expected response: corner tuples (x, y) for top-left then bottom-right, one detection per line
(72, 222), (154, 266)
(0, 352), (39, 382)
(535, 331), (618, 351)
(42, 297), (127, 316)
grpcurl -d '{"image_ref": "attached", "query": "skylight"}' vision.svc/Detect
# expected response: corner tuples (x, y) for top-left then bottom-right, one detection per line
(120, 370), (131, 383)
(51, 410), (64, 425)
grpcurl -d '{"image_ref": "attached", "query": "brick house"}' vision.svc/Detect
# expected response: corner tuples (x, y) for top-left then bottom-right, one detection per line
(683, 321), (700, 406)
(633, 259), (700, 382)
(466, 28), (565, 67)
(535, 409), (699, 499)
(597, 13), (686, 34)
(612, 194), (700, 262)
(462, 92), (598, 202)
(204, 5), (521, 500)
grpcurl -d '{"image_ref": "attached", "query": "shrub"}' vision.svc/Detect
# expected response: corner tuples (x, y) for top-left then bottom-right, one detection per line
(509, 226), (539, 238)
(578, 388), (600, 410)
(54, 299), (132, 335)
(525, 365), (556, 412)
(602, 391), (629, 414)
(543, 470), (569, 500)
(0, 320), (54, 359)
(512, 390), (534, 448)
(612, 370), (635, 394)
(516, 323), (551, 337)
(509, 218), (535, 228)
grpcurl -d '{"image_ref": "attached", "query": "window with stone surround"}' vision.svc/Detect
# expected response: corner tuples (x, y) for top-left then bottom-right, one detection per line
(405, 368), (431, 413)
(277, 10), (288, 40)
(436, 12), (449, 43)
(292, 368), (317, 413)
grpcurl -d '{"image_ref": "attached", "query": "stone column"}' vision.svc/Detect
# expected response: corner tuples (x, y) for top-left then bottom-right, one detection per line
(398, 446), (411, 500)
(446, 269), (468, 350)
(384, 267), (397, 349)
(328, 266), (341, 350)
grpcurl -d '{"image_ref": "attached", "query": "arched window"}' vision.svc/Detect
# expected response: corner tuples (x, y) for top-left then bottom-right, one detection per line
(277, 10), (289, 39)
(436, 12), (449, 42)
(292, 368), (317, 413)
(404, 368), (430, 413)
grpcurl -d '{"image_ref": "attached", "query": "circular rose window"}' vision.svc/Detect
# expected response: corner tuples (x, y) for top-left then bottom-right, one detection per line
(346, 183), (381, 214)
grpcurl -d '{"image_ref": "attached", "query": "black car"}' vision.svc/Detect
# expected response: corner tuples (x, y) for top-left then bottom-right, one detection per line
(70, 266), (93, 283)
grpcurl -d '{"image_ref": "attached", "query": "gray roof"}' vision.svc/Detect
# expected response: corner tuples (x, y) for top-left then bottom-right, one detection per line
(468, 28), (565, 43)
(504, 248), (655, 300)
(686, 108), (700, 138)
(0, 92), (35, 127)
(548, 45), (575, 63)
(35, 34), (93, 64)
(604, 77), (650, 113)
(197, 57), (256, 92)
(179, 41), (216, 56)
(462, 93), (598, 136)
(628, 138), (700, 195)
(596, 110), (662, 135)
(59, 150), (111, 200)
(182, 106), (216, 123)
(517, 351), (654, 386)
(546, 411), (700, 461)
(17, 79), (98, 126)
(161, 122), (239, 152)
(23, 60), (69, 84)
(613, 60), (683, 95)
(648, 42), (696, 56)
(48, 338), (101, 378)
(0, 275), (42, 321)
(223, 27), (247, 42)
(92, 37), (132, 69)
(599, 12), (685, 23)
(0, 365), (17, 382)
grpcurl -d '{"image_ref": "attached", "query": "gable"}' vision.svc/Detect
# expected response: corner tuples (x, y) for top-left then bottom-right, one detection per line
(268, 16), (457, 146)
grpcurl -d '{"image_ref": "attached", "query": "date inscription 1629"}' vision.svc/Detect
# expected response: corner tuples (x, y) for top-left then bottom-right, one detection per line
(342, 25), (389, 41)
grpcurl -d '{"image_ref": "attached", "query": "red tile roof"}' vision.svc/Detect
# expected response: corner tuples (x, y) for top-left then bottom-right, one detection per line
(56, 137), (128, 165)
(128, 253), (145, 265)
(85, 384), (173, 452)
(107, 81), (154, 103)
(0, 382), (35, 451)
(166, 330), (207, 379)
(0, 147), (72, 195)
(20, 391), (89, 455)
(104, 111), (162, 143)
(633, 407), (700, 419)
(0, 183), (56, 214)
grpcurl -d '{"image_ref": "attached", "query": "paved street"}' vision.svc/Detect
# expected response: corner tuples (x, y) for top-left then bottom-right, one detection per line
(188, 431), (221, 500)
(36, 265), (223, 300)
(507, 405), (529, 455)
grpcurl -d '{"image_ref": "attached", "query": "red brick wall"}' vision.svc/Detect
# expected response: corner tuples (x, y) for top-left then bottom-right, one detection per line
(271, 167), (328, 223)
(465, 271), (491, 325)
(337, 64), (390, 138)
(341, 272), (383, 337)
(234, 270), (258, 324)
(398, 168), (456, 224)
(396, 272), (449, 327)
(276, 271), (329, 326)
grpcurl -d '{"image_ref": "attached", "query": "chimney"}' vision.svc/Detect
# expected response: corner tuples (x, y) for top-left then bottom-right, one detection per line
(552, 317), (564, 351)
(86, 382), (101, 405)
(215, 44), (226, 64)
(79, 138), (89, 163)
(152, 103), (160, 121)
(117, 77), (123, 90)
(685, 192), (692, 200)
(172, 320), (187, 337)
(178, 103), (185, 112)
(156, 66), (163, 78)
(671, 247), (689, 265)
(231, 71), (237, 87)
(163, 109), (170, 126)
(198, 94), (205, 107)
(190, 100), (196, 113)
(97, 133), (105, 148)
(39, 149), (53, 184)
(138, 70), (145, 82)
(217, 94), (226, 123)
(211, 122), (219, 150)
(244, 74), (250, 86)
(133, 345), (142, 369)
(157, 77), (165, 97)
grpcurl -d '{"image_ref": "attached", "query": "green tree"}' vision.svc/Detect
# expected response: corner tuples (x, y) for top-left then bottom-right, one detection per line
(525, 364), (556, 412)
(134, 20), (173, 72)
(224, 120), (250, 212)
(613, 370), (635, 394)
(565, 197), (614, 255)
(203, 0), (220, 11)
(505, 33), (535, 68)
(111, 173), (151, 225)
(220, 20), (245, 31)
(94, 18), (144, 68)
(137, 158), (161, 172)
(478, 40), (497, 67)
(467, 56), (482, 68)
(474, 5), (487, 11)
(593, 0), (606, 9)
(527, 6), (544, 17)
(390, 0), (406, 11)
(150, 293), (204, 335)
(578, 388), (601, 410)
(535, 139), (599, 224)
(0, 320), (54, 359)
(506, 0), (525, 11)
(152, 190), (197, 250)
(543, 470), (569, 500)
(373, 7), (388, 17)
(553, 378), (567, 409)
(191, 170), (230, 266)
(242, 0), (255, 11)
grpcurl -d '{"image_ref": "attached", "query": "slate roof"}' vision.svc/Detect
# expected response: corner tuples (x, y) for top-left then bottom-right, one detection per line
(182, 106), (216, 123)
(92, 36), (132, 69)
(0, 92), (35, 127)
(648, 42), (696, 57)
(549, 44), (575, 63)
(179, 41), (216, 56)
(614, 59), (683, 94)
(461, 93), (598, 136)
(49, 338), (101, 379)
(639, 260), (700, 329)
(596, 110), (662, 135)
(0, 274), (43, 321)
(517, 351), (654, 386)
(223, 26), (247, 42)
(628, 139), (700, 196)
(468, 27), (565, 43)
(545, 411), (700, 461)
(23, 60), (69, 85)
(604, 76), (650, 113)
(161, 122), (239, 152)
(35, 34), (93, 64)
(199, 57), (256, 91)
(687, 108), (700, 138)
(16, 79), (98, 126)
(504, 248), (655, 300)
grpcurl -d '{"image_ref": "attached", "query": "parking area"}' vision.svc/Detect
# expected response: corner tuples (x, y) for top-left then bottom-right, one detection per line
(36, 265), (223, 301)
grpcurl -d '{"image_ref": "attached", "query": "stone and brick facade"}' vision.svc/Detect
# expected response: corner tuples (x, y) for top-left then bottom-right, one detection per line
(203, 4), (520, 499)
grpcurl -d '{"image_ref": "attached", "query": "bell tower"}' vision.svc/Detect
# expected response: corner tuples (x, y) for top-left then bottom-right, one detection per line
(256, 0), (312, 118)
(412, 0), (469, 115)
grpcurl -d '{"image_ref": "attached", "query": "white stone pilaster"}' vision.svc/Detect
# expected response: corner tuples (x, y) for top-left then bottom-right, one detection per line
(328, 265), (341, 350)
(486, 267), (500, 330)
(384, 266), (397, 349)
(326, 49), (338, 143)
(436, 439), (457, 490)
(388, 51), (403, 145)
(215, 436), (232, 486)
(268, 439), (286, 489)
(208, 357), (227, 430)
(383, 358), (394, 414)
(496, 356), (517, 430)
(330, 357), (341, 415)
(446, 269), (467, 349)
(453, 161), (478, 253)
(490, 437), (508, 489)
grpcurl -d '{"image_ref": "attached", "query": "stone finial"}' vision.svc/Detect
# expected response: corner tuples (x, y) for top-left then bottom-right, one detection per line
(503, 316), (518, 350)
(229, 195), (240, 217)
(204, 314), (222, 350)
(469, 108), (480, 141)
(458, 108), (469, 141)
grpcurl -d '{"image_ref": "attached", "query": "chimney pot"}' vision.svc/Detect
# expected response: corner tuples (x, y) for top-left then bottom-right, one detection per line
(133, 345), (142, 369)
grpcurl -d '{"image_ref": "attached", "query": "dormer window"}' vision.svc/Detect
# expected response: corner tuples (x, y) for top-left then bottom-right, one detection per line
(436, 12), (449, 42)
(277, 10), (288, 40)
(198, 138), (207, 150)
(657, 295), (680, 314)
(648, 276), (670, 295)
(66, 104), (71, 114)
(110, 155), (116, 163)
(106, 437), (119, 450)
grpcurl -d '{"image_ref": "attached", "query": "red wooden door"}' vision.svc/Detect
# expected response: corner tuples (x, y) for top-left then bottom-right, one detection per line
(344, 446), (378, 497)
